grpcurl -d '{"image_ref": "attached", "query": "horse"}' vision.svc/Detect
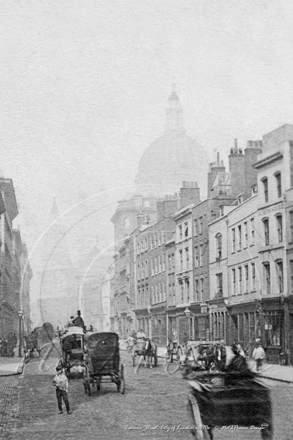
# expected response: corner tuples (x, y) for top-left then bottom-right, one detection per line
(197, 344), (218, 371)
(144, 338), (158, 368)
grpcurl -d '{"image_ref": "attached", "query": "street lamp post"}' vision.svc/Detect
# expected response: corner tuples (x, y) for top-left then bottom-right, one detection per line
(18, 311), (23, 357)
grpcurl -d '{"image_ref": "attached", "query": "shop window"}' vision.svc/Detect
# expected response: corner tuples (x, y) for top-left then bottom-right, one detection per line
(264, 312), (281, 347)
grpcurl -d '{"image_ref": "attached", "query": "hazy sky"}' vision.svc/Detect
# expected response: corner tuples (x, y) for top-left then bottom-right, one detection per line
(1, 0), (293, 316)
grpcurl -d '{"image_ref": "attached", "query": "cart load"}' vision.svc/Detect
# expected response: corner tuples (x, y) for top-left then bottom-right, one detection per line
(83, 332), (125, 395)
(59, 326), (85, 374)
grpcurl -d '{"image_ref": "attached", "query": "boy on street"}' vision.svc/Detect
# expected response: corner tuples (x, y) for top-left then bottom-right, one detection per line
(252, 341), (266, 372)
(52, 366), (72, 414)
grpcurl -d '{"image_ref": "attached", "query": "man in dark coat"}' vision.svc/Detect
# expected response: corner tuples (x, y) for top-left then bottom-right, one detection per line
(72, 311), (85, 330)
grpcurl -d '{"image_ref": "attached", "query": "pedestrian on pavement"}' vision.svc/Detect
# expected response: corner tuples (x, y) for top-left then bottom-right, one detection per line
(252, 341), (266, 372)
(52, 366), (72, 414)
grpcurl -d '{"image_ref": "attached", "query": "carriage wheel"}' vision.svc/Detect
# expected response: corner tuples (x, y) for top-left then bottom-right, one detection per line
(187, 395), (210, 440)
(165, 359), (180, 375)
(83, 366), (91, 396)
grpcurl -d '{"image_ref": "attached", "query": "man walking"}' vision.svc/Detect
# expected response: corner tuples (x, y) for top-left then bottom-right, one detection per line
(52, 366), (72, 414)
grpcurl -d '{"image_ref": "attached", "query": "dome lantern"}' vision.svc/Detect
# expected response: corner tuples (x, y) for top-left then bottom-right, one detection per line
(166, 84), (184, 132)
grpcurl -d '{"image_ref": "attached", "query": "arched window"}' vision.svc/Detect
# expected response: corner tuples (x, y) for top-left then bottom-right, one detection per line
(262, 177), (268, 203)
(274, 172), (282, 198)
(216, 233), (222, 260)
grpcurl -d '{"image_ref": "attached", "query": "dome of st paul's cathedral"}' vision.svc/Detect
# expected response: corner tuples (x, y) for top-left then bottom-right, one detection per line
(135, 91), (209, 198)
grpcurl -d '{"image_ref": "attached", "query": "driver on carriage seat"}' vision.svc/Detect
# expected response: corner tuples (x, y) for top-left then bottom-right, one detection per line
(136, 329), (146, 340)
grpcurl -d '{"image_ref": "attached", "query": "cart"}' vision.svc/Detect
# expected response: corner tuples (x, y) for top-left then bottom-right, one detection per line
(24, 334), (41, 358)
(59, 326), (85, 375)
(83, 332), (125, 395)
(187, 371), (273, 440)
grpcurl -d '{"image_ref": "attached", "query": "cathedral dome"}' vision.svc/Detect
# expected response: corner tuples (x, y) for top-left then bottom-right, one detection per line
(135, 90), (209, 197)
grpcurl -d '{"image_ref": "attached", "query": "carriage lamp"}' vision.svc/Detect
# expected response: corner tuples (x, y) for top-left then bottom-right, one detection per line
(184, 307), (191, 318)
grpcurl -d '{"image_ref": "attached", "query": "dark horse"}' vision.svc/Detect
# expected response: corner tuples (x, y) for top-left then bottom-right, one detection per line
(144, 338), (158, 368)
(197, 344), (226, 372)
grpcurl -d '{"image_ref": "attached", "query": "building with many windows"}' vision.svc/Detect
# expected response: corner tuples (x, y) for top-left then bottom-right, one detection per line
(253, 125), (290, 363)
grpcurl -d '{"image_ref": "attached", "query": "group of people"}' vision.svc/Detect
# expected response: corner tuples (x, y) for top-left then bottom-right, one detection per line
(0, 332), (17, 357)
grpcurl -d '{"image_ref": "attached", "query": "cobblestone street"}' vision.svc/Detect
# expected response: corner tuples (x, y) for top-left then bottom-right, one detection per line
(0, 347), (292, 440)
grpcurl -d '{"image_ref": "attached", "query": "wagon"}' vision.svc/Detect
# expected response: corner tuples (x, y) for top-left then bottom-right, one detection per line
(59, 326), (85, 375)
(24, 334), (41, 357)
(187, 371), (273, 440)
(83, 332), (125, 395)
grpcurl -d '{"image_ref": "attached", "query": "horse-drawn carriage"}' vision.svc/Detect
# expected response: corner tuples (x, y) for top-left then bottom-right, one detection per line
(131, 338), (158, 368)
(165, 340), (227, 375)
(24, 333), (41, 358)
(83, 332), (125, 395)
(187, 370), (273, 439)
(59, 326), (85, 375)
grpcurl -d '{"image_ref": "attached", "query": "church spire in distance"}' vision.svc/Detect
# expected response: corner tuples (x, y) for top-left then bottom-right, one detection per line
(166, 84), (184, 133)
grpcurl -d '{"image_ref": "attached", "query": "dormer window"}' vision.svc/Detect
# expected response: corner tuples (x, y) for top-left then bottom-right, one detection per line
(238, 195), (243, 205)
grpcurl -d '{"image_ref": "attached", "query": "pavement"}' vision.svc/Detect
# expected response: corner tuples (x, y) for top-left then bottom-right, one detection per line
(0, 356), (25, 376)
